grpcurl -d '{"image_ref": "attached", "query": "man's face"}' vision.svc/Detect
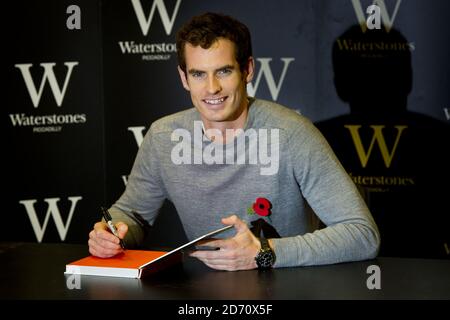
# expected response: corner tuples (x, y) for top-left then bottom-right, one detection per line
(178, 38), (254, 126)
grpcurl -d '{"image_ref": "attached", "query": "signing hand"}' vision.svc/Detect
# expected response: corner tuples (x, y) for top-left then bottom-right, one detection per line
(88, 221), (128, 258)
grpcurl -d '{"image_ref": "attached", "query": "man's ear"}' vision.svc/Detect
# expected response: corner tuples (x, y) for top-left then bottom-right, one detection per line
(178, 66), (190, 91)
(244, 57), (255, 83)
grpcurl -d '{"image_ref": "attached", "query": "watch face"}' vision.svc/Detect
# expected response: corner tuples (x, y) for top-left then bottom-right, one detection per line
(259, 252), (274, 267)
(257, 250), (275, 268)
(256, 238), (275, 269)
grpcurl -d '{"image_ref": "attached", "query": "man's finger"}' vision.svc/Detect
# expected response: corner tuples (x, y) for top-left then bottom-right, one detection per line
(200, 238), (237, 250)
(88, 239), (121, 257)
(93, 221), (108, 231)
(95, 229), (120, 243)
(221, 214), (248, 233)
(203, 261), (231, 271)
(190, 246), (238, 260)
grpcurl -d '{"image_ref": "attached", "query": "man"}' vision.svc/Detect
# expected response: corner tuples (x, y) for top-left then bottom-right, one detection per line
(88, 12), (379, 271)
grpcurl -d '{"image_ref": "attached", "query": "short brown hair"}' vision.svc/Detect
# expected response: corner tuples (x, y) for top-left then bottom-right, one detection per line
(176, 12), (253, 73)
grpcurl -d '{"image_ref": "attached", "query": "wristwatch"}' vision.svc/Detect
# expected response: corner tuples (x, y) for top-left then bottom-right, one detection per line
(255, 237), (276, 269)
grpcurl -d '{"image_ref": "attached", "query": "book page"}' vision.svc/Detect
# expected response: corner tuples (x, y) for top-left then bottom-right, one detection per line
(139, 225), (233, 269)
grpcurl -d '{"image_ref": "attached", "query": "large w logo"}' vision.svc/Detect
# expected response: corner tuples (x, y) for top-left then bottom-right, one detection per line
(131, 0), (182, 36)
(247, 57), (294, 101)
(128, 126), (147, 147)
(19, 197), (82, 242)
(351, 0), (402, 32)
(345, 125), (407, 168)
(14, 62), (79, 108)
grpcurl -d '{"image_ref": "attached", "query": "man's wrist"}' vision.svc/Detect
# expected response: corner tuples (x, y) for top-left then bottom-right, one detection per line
(267, 239), (274, 251)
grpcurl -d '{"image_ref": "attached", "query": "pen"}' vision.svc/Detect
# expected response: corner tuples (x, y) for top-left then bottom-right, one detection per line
(101, 206), (126, 250)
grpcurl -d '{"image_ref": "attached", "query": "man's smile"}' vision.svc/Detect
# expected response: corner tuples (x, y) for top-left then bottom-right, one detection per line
(203, 96), (228, 105)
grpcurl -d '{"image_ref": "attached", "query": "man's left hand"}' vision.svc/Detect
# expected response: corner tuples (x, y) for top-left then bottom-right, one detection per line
(189, 215), (261, 271)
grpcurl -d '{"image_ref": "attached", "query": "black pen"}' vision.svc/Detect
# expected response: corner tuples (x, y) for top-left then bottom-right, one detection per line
(101, 207), (126, 250)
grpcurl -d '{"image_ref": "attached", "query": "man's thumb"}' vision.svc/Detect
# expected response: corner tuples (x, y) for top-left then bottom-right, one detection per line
(222, 215), (247, 233)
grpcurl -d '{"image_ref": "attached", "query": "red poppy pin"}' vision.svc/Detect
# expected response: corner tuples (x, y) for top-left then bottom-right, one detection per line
(247, 197), (272, 222)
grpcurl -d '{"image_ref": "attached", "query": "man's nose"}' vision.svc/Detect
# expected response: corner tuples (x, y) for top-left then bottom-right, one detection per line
(207, 76), (222, 95)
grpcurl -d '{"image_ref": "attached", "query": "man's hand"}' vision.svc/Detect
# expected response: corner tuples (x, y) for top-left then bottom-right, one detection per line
(189, 215), (261, 271)
(88, 221), (128, 258)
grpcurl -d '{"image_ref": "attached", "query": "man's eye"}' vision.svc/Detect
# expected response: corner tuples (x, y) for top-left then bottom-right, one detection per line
(191, 72), (204, 78)
(217, 69), (232, 76)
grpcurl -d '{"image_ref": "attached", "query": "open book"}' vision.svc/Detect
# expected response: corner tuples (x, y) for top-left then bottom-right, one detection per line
(65, 225), (233, 278)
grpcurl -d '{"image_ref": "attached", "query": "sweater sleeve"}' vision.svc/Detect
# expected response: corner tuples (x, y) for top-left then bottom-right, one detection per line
(272, 118), (380, 267)
(110, 124), (168, 247)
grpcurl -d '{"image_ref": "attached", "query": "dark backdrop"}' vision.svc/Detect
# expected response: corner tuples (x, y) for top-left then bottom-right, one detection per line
(4, 0), (449, 257)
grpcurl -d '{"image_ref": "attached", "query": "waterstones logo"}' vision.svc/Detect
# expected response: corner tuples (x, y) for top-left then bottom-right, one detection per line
(13, 62), (86, 133)
(349, 173), (415, 193)
(19, 196), (82, 242)
(335, 38), (415, 52)
(348, 1), (416, 53)
(345, 124), (407, 168)
(15, 62), (78, 107)
(123, 0), (182, 61)
(247, 58), (294, 101)
(345, 124), (415, 192)
(351, 0), (402, 33)
(9, 113), (87, 133)
(118, 41), (176, 61)
(118, 41), (176, 54)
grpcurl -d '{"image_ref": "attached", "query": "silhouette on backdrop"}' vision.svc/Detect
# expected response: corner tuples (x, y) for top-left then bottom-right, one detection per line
(316, 25), (449, 259)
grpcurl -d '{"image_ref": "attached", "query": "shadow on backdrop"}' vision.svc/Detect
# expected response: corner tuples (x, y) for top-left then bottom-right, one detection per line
(315, 25), (449, 259)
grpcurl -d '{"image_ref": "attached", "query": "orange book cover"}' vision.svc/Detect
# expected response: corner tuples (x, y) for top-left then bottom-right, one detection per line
(65, 250), (180, 278)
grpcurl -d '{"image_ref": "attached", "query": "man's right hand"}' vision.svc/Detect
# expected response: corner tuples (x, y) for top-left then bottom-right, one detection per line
(88, 221), (128, 258)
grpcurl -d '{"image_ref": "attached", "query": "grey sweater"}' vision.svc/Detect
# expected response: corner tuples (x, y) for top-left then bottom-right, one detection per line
(111, 98), (380, 267)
